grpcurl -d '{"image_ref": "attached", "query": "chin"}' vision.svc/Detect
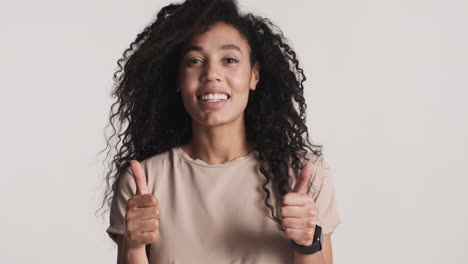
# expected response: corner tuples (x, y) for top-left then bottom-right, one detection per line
(193, 114), (236, 128)
(199, 118), (230, 127)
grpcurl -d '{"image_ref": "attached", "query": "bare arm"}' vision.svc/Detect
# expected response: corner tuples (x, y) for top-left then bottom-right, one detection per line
(112, 234), (150, 264)
(293, 233), (334, 264)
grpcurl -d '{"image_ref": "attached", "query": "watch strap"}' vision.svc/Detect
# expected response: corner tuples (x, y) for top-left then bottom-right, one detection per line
(290, 225), (323, 254)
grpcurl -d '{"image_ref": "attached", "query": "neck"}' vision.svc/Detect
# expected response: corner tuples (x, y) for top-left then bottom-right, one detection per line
(180, 118), (253, 165)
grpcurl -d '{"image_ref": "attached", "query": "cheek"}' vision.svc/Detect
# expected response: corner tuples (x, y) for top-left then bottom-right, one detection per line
(229, 69), (252, 89)
(230, 85), (251, 113)
(178, 66), (198, 83)
(178, 75), (197, 94)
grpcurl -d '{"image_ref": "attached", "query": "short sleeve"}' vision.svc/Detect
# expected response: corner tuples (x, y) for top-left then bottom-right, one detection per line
(306, 155), (342, 235)
(106, 167), (137, 240)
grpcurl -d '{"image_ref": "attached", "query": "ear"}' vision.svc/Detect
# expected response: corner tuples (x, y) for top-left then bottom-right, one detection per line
(249, 62), (260, 91)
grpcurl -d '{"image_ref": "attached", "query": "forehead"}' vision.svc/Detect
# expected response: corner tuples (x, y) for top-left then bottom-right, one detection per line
(181, 22), (250, 55)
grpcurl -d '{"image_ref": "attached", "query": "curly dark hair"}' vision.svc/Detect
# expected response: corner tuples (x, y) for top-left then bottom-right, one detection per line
(97, 0), (323, 233)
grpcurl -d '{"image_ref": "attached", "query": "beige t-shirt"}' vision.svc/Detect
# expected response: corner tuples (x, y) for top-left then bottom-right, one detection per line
(106, 145), (341, 263)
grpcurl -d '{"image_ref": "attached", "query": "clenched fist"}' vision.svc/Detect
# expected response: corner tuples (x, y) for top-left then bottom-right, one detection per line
(281, 160), (317, 246)
(124, 160), (160, 250)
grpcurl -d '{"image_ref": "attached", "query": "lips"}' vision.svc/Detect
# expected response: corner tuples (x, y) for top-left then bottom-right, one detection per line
(196, 93), (231, 100)
(196, 88), (231, 99)
(197, 95), (229, 110)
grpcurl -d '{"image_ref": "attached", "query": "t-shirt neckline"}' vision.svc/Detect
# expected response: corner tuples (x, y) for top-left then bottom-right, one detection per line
(174, 145), (257, 167)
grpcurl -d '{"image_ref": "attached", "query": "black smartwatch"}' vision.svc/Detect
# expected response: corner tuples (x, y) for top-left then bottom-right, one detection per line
(290, 225), (323, 254)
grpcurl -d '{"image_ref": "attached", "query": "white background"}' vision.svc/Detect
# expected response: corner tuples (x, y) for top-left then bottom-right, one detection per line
(1, 0), (467, 263)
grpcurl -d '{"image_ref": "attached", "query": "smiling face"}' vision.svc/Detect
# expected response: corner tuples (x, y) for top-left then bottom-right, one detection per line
(177, 22), (260, 128)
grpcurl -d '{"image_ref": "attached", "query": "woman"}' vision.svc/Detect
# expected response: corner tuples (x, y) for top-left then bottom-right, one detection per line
(99, 0), (342, 263)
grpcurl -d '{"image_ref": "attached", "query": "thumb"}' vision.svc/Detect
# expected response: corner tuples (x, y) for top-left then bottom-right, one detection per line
(292, 160), (315, 194)
(130, 160), (149, 195)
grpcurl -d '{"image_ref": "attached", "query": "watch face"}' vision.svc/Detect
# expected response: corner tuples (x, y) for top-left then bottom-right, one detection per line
(316, 225), (323, 245)
(290, 225), (323, 255)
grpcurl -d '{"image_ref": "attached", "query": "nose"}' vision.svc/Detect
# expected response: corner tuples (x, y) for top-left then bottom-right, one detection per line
(201, 60), (221, 82)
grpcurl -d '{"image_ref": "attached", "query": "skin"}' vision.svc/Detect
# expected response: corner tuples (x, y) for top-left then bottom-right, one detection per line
(116, 22), (335, 264)
(283, 160), (334, 264)
(176, 21), (260, 164)
(176, 21), (335, 263)
(118, 160), (158, 264)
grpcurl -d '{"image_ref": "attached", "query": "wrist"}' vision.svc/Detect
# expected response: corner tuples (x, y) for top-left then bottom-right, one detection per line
(125, 245), (148, 264)
(123, 237), (146, 255)
(127, 245), (146, 254)
(290, 225), (323, 255)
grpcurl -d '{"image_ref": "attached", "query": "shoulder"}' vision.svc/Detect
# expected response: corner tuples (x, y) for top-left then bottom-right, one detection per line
(119, 148), (172, 190)
(297, 151), (334, 196)
(139, 148), (172, 172)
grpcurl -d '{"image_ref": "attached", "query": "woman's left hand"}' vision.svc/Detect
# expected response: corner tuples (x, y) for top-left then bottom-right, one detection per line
(280, 160), (317, 246)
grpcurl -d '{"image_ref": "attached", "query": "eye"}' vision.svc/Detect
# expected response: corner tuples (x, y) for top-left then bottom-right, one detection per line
(225, 57), (238, 64)
(188, 58), (202, 65)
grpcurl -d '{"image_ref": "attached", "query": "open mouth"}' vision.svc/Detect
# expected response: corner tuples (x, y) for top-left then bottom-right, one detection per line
(196, 94), (230, 109)
(197, 94), (231, 102)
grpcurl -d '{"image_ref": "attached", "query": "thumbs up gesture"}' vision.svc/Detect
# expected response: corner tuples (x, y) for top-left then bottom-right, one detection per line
(124, 160), (160, 249)
(281, 160), (317, 246)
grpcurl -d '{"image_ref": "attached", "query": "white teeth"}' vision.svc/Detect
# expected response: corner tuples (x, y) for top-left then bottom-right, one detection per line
(199, 93), (229, 101)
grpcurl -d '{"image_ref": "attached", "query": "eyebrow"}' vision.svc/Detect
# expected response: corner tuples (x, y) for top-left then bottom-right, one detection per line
(181, 43), (243, 55)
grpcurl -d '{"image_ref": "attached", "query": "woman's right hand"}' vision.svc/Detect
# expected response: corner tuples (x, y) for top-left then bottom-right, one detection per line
(124, 160), (160, 250)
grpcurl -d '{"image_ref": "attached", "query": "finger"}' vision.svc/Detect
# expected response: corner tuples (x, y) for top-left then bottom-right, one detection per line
(137, 218), (159, 232)
(126, 217), (158, 232)
(281, 205), (315, 218)
(127, 206), (160, 221)
(283, 193), (314, 206)
(282, 217), (316, 229)
(285, 228), (314, 245)
(141, 229), (158, 244)
(292, 160), (315, 194)
(127, 194), (158, 209)
(130, 160), (149, 195)
(127, 230), (158, 245)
